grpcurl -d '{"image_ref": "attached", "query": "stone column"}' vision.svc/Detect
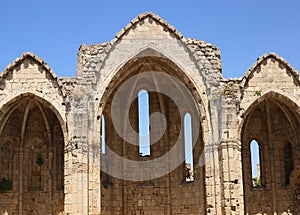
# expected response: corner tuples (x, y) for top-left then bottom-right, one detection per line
(219, 139), (244, 215)
(64, 97), (89, 214)
(88, 100), (101, 214)
(205, 143), (222, 215)
(219, 86), (245, 215)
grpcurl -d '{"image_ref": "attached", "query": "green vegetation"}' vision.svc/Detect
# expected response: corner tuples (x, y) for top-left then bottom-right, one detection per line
(36, 157), (44, 166)
(252, 177), (261, 187)
(255, 89), (262, 96)
(0, 177), (13, 194)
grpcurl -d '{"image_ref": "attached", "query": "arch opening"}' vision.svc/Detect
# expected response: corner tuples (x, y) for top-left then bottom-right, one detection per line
(242, 95), (300, 214)
(0, 95), (65, 214)
(99, 55), (206, 215)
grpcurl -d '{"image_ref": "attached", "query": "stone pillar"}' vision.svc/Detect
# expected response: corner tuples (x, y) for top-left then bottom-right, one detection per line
(88, 100), (101, 214)
(205, 144), (222, 215)
(219, 139), (244, 215)
(205, 86), (223, 215)
(48, 151), (53, 215)
(18, 150), (24, 214)
(64, 97), (89, 214)
(219, 84), (245, 215)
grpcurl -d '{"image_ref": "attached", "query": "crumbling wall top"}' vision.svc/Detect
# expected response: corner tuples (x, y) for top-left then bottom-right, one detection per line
(242, 52), (300, 85)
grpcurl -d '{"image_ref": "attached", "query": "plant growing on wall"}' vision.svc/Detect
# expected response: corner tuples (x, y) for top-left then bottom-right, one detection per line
(36, 157), (44, 166)
(222, 85), (234, 96)
(0, 177), (13, 194)
(100, 169), (112, 189)
(252, 177), (261, 187)
(255, 89), (262, 96)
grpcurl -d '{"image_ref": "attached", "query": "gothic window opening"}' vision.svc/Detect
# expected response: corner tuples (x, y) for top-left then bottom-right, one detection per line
(53, 124), (64, 190)
(250, 140), (261, 187)
(101, 115), (106, 154)
(28, 150), (43, 191)
(138, 89), (150, 156)
(184, 113), (194, 182)
(0, 140), (13, 179)
(284, 142), (293, 185)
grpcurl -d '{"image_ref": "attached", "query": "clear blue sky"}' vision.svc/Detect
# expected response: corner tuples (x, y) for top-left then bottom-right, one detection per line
(250, 140), (260, 178)
(1, 1), (299, 78)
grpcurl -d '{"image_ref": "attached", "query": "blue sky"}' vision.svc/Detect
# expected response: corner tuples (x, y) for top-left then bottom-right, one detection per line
(1, 1), (299, 78)
(250, 140), (260, 178)
(138, 90), (150, 156)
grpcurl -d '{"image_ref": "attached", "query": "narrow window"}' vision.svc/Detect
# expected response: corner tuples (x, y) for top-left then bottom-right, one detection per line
(250, 140), (261, 187)
(138, 90), (150, 156)
(184, 113), (194, 181)
(101, 115), (106, 154)
(284, 143), (293, 185)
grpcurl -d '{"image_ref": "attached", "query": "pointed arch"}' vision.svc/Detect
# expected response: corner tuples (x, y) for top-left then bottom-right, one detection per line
(0, 92), (67, 138)
(241, 91), (300, 214)
(94, 18), (211, 131)
(0, 93), (65, 214)
(97, 48), (207, 128)
(239, 91), (300, 139)
(98, 46), (206, 214)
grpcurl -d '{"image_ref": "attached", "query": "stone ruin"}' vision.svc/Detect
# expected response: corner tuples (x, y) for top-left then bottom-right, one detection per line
(0, 12), (299, 215)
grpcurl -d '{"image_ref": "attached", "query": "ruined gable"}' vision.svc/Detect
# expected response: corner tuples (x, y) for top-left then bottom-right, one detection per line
(240, 53), (300, 114)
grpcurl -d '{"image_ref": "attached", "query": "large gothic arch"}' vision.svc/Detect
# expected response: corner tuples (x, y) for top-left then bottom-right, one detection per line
(98, 50), (208, 215)
(241, 92), (300, 214)
(0, 93), (65, 215)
